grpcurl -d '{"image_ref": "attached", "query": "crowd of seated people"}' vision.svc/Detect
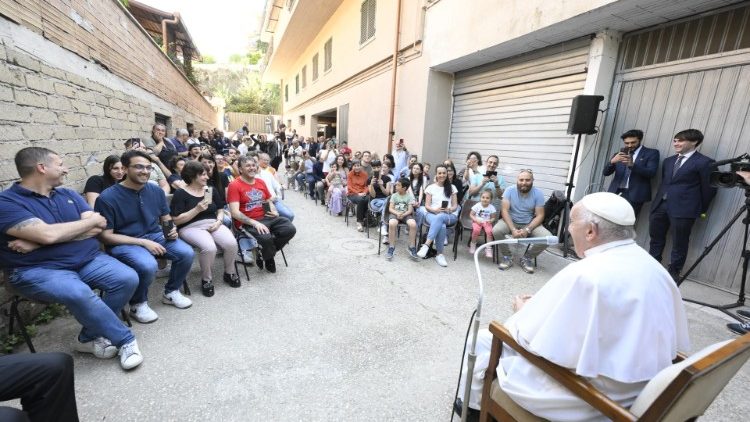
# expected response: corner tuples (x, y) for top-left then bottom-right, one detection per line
(0, 124), (299, 372)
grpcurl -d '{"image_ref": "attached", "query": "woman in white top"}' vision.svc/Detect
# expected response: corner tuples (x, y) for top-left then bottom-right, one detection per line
(416, 164), (459, 267)
(321, 140), (337, 174)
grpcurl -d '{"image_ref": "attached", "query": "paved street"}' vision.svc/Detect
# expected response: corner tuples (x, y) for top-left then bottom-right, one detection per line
(8, 190), (750, 421)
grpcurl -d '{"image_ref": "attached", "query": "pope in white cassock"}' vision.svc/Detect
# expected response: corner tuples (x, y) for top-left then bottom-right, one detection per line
(459, 192), (690, 421)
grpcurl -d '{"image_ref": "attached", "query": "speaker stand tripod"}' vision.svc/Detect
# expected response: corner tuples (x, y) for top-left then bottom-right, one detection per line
(677, 188), (750, 321)
(559, 133), (584, 258)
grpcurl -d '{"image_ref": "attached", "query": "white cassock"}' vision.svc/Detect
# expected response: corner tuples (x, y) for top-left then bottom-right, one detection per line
(460, 239), (690, 421)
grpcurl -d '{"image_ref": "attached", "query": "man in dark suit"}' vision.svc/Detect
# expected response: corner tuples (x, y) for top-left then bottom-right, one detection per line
(603, 129), (660, 217)
(649, 129), (717, 280)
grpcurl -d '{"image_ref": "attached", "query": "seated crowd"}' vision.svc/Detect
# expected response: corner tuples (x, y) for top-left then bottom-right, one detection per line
(0, 124), (298, 372)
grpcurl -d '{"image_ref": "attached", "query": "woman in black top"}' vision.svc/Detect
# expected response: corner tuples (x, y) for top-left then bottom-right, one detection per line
(170, 161), (239, 297)
(83, 155), (124, 207)
(446, 162), (465, 204)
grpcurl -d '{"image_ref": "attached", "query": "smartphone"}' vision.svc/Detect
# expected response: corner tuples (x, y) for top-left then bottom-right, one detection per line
(441, 200), (449, 209)
(204, 186), (213, 204)
(484, 171), (497, 177)
(373, 171), (380, 180)
(262, 202), (271, 214)
(620, 147), (631, 154)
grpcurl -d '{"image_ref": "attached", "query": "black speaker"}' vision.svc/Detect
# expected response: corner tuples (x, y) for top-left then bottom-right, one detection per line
(567, 95), (604, 135)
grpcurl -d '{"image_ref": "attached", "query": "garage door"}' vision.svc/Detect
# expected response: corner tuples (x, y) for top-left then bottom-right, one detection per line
(597, 4), (750, 292)
(448, 37), (590, 195)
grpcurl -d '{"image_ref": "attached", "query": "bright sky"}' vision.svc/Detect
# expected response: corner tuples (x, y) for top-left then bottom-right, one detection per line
(140, 0), (266, 62)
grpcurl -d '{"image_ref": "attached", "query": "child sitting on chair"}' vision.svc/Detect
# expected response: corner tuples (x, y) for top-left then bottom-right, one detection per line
(385, 178), (419, 261)
(469, 189), (497, 258)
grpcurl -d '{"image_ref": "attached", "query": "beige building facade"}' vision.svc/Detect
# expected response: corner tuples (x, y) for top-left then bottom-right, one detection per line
(264, 0), (750, 294)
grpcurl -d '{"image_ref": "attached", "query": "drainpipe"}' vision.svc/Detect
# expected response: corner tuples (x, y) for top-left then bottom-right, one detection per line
(386, 0), (403, 154)
(161, 12), (180, 54)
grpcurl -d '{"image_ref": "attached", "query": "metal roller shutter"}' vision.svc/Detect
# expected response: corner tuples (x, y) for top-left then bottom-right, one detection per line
(448, 37), (590, 196)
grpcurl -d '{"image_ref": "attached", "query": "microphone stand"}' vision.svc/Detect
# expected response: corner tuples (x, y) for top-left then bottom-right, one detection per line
(459, 237), (557, 422)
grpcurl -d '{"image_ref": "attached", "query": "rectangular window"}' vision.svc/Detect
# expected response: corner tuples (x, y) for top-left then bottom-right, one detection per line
(312, 54), (319, 81)
(295, 74), (299, 94)
(284, 84), (288, 102)
(360, 0), (377, 44)
(324, 38), (333, 72)
(299, 115), (306, 126)
(301, 65), (307, 89)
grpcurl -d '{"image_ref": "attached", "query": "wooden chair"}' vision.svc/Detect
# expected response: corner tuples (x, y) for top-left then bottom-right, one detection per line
(480, 321), (750, 422)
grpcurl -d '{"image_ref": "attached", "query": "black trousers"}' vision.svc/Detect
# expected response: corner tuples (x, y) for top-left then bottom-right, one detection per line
(648, 200), (696, 273)
(245, 216), (296, 260)
(347, 195), (369, 223)
(0, 353), (78, 422)
(614, 189), (644, 217)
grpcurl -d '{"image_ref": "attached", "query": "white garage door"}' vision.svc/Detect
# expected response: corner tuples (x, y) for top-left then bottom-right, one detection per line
(448, 37), (590, 195)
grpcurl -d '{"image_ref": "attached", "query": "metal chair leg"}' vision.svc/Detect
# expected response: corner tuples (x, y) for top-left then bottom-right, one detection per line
(10, 297), (35, 353)
(182, 281), (191, 296)
(280, 248), (288, 267)
(121, 309), (132, 327)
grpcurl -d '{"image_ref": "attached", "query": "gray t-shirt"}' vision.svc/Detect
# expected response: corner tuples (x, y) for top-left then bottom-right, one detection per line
(503, 185), (544, 224)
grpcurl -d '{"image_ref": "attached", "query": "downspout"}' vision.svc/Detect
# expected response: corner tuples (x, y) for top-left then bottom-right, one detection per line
(386, 0), (403, 154)
(161, 12), (180, 54)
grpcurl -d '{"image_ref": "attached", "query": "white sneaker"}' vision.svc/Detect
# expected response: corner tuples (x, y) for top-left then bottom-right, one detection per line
(119, 339), (143, 370)
(74, 336), (118, 359)
(380, 225), (388, 236)
(162, 290), (192, 309)
(416, 244), (429, 258)
(357, 223), (364, 232)
(444, 238), (449, 246)
(382, 235), (389, 245)
(130, 302), (158, 323)
(435, 254), (448, 267)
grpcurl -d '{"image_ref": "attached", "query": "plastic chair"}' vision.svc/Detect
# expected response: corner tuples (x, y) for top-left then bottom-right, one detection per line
(479, 321), (750, 422)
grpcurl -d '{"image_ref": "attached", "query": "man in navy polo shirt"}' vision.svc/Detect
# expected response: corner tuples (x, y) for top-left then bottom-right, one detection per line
(96, 150), (194, 323)
(0, 147), (143, 370)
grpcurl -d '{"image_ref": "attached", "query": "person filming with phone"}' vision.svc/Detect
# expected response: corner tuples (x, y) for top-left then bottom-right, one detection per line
(170, 161), (239, 297)
(602, 129), (659, 217)
(467, 154), (504, 203)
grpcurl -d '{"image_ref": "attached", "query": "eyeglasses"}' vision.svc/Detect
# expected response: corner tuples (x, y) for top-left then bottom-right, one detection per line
(130, 164), (153, 171)
(520, 168), (533, 174)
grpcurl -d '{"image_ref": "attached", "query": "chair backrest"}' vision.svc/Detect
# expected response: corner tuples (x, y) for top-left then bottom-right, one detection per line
(630, 333), (750, 421)
(459, 199), (478, 229)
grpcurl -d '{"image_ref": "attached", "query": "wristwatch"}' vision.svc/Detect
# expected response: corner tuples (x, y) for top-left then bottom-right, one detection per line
(524, 227), (532, 234)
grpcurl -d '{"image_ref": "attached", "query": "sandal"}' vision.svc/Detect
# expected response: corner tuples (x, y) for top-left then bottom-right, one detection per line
(201, 280), (215, 297)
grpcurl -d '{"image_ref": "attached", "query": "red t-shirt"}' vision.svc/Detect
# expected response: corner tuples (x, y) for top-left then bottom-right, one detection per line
(227, 177), (271, 225)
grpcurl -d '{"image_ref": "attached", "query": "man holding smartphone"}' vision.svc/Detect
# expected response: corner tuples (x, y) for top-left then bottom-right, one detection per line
(602, 129), (659, 217)
(467, 155), (504, 202)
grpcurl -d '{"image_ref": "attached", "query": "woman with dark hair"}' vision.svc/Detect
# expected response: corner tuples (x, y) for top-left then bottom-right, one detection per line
(417, 164), (458, 267)
(446, 162), (465, 204)
(83, 154), (125, 207)
(170, 160), (239, 297)
(166, 156), (187, 193)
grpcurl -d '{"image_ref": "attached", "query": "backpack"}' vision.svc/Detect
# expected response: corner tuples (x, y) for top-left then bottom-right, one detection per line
(542, 190), (567, 234)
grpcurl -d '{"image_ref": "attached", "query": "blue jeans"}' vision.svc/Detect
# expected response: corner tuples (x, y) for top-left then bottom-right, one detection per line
(274, 199), (295, 221)
(425, 212), (458, 254)
(369, 198), (387, 227)
(109, 232), (194, 304)
(8, 253), (137, 347)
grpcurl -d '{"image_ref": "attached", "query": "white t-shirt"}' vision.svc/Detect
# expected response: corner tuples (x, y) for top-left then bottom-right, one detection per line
(471, 202), (497, 222)
(424, 183), (457, 209)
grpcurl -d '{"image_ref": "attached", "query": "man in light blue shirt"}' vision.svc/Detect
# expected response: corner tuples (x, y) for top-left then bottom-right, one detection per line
(492, 169), (550, 273)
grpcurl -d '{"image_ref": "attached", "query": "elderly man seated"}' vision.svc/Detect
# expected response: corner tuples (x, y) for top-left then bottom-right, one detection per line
(492, 169), (551, 273)
(0, 147), (143, 370)
(457, 192), (689, 420)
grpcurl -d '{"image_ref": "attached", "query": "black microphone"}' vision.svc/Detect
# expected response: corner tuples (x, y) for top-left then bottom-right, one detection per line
(498, 236), (559, 245)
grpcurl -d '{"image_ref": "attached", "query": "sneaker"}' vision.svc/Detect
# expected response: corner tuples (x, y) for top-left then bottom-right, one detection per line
(407, 246), (418, 261)
(380, 225), (388, 236)
(468, 243), (476, 254)
(382, 235), (389, 245)
(435, 254), (448, 267)
(162, 290), (193, 309)
(201, 280), (215, 297)
(357, 222), (364, 232)
(498, 256), (513, 271)
(520, 255), (535, 274)
(738, 310), (750, 320)
(223, 273), (241, 288)
(385, 246), (395, 261)
(728, 322), (750, 335)
(265, 258), (277, 273)
(130, 302), (158, 323)
(74, 336), (118, 359)
(485, 247), (493, 259)
(416, 244), (430, 258)
(118, 339), (143, 370)
(444, 238), (448, 246)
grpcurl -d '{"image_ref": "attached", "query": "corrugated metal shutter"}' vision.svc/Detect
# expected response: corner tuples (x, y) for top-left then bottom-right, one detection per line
(338, 103), (349, 143)
(448, 37), (590, 196)
(597, 3), (750, 293)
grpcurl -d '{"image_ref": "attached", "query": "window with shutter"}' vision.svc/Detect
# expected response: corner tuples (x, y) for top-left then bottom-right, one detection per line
(324, 38), (333, 71)
(301, 66), (307, 89)
(312, 54), (319, 81)
(359, 0), (377, 44)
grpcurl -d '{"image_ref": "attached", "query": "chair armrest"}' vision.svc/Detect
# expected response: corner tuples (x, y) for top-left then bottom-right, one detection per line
(673, 351), (687, 363)
(488, 321), (638, 422)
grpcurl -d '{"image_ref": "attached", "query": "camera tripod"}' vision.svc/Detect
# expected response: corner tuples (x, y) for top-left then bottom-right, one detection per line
(677, 188), (750, 320)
